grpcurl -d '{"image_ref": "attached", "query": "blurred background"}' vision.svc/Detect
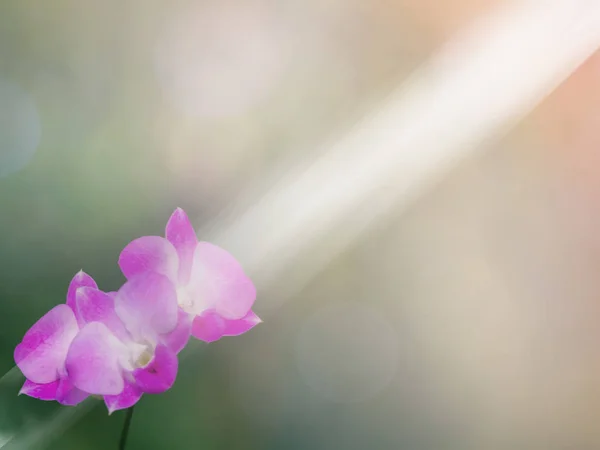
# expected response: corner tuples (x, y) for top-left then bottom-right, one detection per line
(3, 0), (600, 449)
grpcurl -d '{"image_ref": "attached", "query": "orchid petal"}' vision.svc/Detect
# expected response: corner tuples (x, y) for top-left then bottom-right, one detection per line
(165, 208), (198, 286)
(14, 305), (79, 384)
(223, 310), (262, 336)
(188, 242), (256, 319)
(19, 377), (88, 406)
(56, 377), (89, 406)
(66, 271), (98, 325)
(19, 379), (59, 401)
(76, 287), (131, 342)
(191, 309), (261, 342)
(133, 345), (178, 394)
(118, 236), (179, 283)
(190, 311), (226, 343)
(161, 309), (192, 354)
(65, 322), (128, 396)
(115, 272), (179, 339)
(104, 380), (143, 414)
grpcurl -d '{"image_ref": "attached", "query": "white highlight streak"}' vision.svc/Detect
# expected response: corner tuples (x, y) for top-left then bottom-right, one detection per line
(210, 0), (600, 303)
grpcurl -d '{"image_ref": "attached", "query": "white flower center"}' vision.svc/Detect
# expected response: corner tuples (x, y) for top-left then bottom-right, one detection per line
(122, 341), (155, 370)
(135, 347), (154, 368)
(177, 287), (196, 314)
(176, 282), (216, 316)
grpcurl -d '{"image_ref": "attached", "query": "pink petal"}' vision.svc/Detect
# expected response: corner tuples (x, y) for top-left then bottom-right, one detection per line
(76, 287), (131, 342)
(190, 311), (226, 343)
(165, 208), (198, 285)
(133, 345), (178, 394)
(189, 242), (256, 320)
(115, 272), (179, 339)
(105, 380), (143, 414)
(191, 309), (262, 342)
(161, 309), (192, 354)
(19, 379), (59, 401)
(66, 271), (98, 325)
(65, 322), (128, 396)
(223, 309), (262, 336)
(19, 377), (89, 406)
(118, 236), (179, 283)
(14, 304), (79, 384)
(55, 377), (89, 406)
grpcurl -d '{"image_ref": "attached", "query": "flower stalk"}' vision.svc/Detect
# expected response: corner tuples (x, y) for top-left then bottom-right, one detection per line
(118, 406), (134, 450)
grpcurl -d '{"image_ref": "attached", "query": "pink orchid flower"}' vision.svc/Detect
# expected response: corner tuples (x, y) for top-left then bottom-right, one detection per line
(118, 208), (261, 343)
(15, 270), (189, 413)
(15, 271), (98, 406)
(66, 272), (190, 413)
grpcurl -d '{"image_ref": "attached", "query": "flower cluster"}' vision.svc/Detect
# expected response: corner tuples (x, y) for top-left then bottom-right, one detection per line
(14, 208), (260, 413)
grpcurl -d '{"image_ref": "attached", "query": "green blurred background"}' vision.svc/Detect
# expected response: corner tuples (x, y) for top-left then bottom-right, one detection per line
(5, 0), (600, 449)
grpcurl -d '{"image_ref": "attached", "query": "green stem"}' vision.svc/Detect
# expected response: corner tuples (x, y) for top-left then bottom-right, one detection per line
(118, 406), (135, 450)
